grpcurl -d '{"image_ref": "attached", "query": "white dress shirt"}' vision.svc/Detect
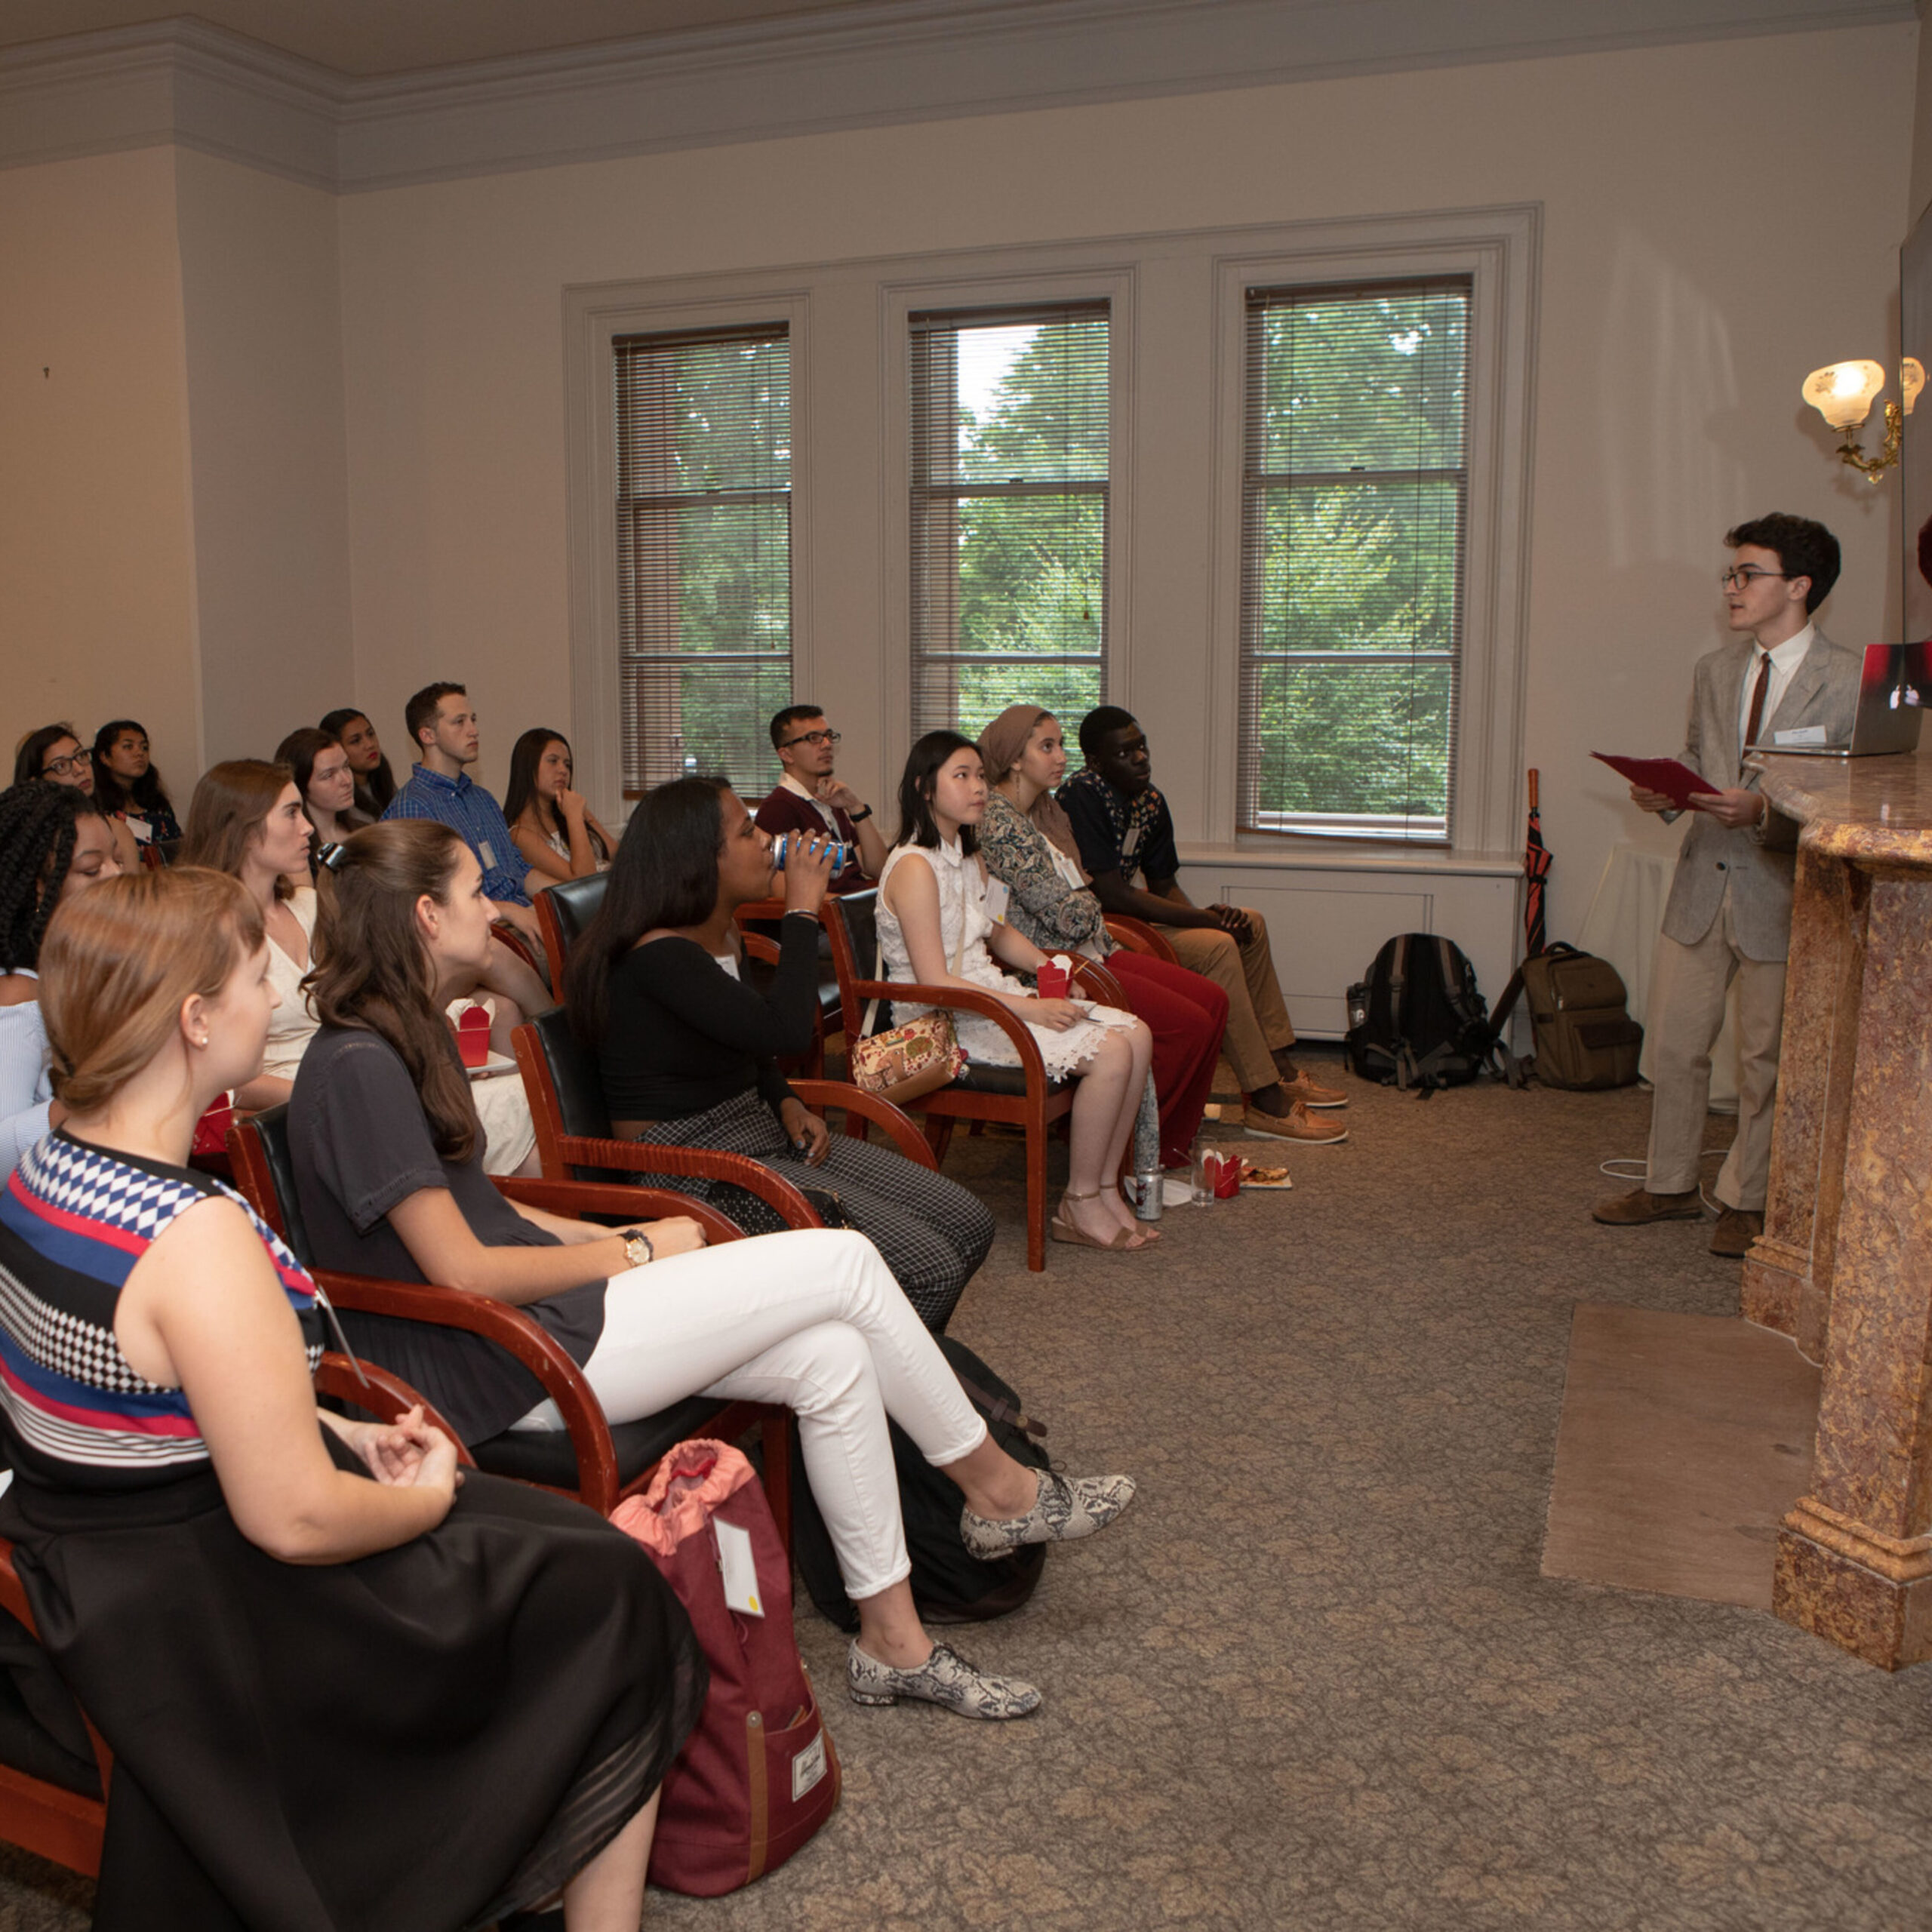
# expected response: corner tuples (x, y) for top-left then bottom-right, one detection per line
(1739, 623), (1814, 754)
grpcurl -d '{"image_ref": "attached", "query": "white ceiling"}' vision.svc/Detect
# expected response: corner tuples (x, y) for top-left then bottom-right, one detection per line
(0, 0), (886, 75)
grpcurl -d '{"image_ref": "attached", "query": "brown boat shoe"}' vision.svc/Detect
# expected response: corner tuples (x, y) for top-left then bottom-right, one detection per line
(1591, 1187), (1703, 1226)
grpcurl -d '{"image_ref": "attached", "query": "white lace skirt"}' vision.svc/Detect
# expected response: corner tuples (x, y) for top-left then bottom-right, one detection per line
(894, 944), (1140, 1081)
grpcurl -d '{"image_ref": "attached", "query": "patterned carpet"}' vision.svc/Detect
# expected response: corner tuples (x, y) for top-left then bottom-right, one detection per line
(2, 1055), (1927, 1929)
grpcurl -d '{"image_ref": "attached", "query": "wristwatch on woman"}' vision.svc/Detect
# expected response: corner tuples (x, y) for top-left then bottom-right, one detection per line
(620, 1227), (654, 1269)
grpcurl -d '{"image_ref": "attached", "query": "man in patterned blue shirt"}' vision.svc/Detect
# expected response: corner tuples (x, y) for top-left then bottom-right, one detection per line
(382, 682), (543, 949)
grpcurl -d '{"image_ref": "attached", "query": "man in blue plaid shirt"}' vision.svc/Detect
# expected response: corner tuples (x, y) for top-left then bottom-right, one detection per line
(382, 681), (544, 950)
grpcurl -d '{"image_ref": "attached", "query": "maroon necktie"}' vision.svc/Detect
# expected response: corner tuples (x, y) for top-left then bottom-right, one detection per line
(1743, 652), (1770, 754)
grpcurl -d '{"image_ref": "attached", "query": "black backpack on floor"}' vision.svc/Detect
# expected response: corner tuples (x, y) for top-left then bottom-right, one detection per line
(783, 1337), (1053, 1632)
(1346, 932), (1502, 1095)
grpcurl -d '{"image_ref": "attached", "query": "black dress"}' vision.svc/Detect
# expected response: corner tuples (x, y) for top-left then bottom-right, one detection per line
(0, 1130), (704, 1932)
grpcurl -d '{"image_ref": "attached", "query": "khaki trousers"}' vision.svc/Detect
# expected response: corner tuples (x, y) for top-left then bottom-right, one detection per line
(1155, 910), (1296, 1094)
(1644, 887), (1787, 1211)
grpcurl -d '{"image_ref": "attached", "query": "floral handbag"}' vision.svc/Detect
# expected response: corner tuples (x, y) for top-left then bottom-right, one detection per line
(848, 931), (968, 1103)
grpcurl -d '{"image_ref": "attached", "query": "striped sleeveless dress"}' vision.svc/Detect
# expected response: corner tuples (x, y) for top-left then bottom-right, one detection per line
(0, 1129), (704, 1932)
(0, 1130), (320, 1486)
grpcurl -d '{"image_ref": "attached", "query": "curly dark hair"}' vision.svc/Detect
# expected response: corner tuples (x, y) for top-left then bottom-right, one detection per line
(0, 781), (109, 974)
(1724, 513), (1841, 614)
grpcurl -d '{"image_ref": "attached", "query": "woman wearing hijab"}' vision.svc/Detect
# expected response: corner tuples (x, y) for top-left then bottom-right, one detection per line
(977, 705), (1228, 1171)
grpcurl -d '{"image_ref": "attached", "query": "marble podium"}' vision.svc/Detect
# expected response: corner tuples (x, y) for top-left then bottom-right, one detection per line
(1741, 753), (1932, 1669)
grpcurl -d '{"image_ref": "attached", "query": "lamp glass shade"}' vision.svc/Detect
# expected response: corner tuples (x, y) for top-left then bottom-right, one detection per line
(1802, 359), (1886, 431)
(1902, 356), (1925, 417)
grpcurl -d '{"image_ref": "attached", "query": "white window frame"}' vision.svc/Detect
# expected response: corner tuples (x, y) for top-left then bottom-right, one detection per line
(1208, 206), (1538, 859)
(565, 280), (811, 821)
(882, 264), (1134, 761)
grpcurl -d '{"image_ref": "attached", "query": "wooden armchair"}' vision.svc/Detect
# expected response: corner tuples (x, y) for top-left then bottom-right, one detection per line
(822, 889), (1082, 1272)
(227, 1110), (790, 1534)
(514, 1011), (935, 1198)
(1103, 915), (1180, 964)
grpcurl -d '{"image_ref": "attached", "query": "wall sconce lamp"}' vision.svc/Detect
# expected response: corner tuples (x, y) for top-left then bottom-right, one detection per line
(1802, 356), (1925, 480)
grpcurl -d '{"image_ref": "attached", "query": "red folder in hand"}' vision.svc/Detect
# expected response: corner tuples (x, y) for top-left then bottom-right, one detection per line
(1591, 752), (1710, 811)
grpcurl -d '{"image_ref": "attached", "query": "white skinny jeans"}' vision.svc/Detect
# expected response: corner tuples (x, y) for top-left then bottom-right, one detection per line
(513, 1227), (987, 1600)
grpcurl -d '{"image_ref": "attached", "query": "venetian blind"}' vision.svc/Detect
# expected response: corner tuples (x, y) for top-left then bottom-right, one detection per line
(909, 303), (1109, 740)
(1236, 279), (1469, 843)
(614, 322), (792, 798)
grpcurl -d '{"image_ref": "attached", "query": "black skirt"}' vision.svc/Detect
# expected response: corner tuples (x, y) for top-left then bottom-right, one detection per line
(1, 1436), (705, 1932)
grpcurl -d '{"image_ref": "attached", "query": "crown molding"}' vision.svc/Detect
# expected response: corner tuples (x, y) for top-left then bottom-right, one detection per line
(0, 0), (1914, 194)
(0, 18), (340, 187)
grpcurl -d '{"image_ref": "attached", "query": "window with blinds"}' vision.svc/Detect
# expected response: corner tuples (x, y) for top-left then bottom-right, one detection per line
(614, 323), (791, 798)
(1238, 280), (1469, 843)
(909, 303), (1109, 740)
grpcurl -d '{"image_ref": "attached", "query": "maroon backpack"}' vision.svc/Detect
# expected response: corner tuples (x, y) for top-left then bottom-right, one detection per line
(613, 1441), (841, 1896)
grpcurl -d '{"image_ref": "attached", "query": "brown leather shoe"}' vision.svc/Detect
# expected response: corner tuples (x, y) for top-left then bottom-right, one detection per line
(1280, 1070), (1349, 1109)
(1709, 1208), (1764, 1257)
(1591, 1187), (1703, 1226)
(1244, 1099), (1348, 1145)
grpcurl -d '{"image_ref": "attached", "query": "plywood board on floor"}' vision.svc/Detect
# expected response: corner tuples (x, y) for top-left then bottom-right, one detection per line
(1542, 1304), (1820, 1609)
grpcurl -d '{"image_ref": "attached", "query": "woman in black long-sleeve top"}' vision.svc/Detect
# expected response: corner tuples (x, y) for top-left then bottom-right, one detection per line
(571, 777), (993, 1331)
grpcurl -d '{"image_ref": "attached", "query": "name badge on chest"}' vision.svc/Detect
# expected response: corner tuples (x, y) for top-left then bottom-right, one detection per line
(983, 878), (1011, 925)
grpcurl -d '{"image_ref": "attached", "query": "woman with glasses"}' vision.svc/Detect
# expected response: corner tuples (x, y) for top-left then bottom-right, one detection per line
(2, 864), (705, 1932)
(12, 724), (140, 872)
(753, 705), (888, 888)
(291, 819), (1134, 1720)
(569, 777), (995, 1332)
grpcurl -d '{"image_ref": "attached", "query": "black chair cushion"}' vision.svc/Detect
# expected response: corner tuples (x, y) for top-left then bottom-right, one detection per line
(533, 1008), (615, 1140)
(470, 1395), (728, 1491)
(247, 1104), (315, 1266)
(952, 1060), (1070, 1097)
(540, 872), (609, 971)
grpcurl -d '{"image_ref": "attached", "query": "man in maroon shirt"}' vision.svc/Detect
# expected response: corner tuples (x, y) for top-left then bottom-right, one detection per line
(752, 705), (888, 888)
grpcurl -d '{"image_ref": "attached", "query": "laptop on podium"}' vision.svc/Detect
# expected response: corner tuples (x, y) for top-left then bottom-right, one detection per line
(1747, 641), (1930, 758)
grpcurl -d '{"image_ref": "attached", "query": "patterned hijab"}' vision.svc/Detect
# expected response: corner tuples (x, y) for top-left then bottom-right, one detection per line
(978, 706), (1083, 863)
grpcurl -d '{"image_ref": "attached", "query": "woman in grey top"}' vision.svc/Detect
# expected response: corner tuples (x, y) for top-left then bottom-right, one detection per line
(290, 819), (1137, 1721)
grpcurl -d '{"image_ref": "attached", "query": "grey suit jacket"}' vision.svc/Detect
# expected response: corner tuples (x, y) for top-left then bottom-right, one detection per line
(1660, 629), (1860, 961)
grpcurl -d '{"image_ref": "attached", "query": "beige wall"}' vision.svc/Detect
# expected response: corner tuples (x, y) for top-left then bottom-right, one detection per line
(337, 23), (1917, 942)
(0, 148), (202, 789)
(1913, 0), (1932, 228)
(174, 150), (353, 766)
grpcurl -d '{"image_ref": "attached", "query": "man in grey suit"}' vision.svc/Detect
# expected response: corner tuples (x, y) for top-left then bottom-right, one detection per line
(1594, 512), (1859, 1257)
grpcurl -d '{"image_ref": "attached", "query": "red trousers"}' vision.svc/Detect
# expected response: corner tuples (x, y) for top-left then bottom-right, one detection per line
(1105, 950), (1230, 1168)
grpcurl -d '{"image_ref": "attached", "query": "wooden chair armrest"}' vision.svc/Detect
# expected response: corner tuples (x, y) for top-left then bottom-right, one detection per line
(1104, 914), (1178, 964)
(494, 1174), (750, 1245)
(1069, 958), (1127, 1007)
(313, 1269), (620, 1512)
(0, 1542), (38, 1641)
(849, 979), (1051, 1084)
(520, 1142), (821, 1232)
(313, 1352), (476, 1466)
(786, 1079), (938, 1167)
(734, 898), (788, 927)
(740, 931), (780, 966)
